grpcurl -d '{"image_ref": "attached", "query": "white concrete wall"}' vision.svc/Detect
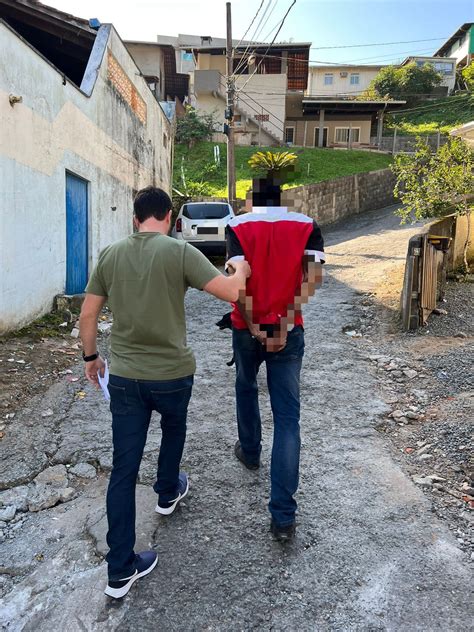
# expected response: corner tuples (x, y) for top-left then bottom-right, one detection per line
(307, 66), (382, 96)
(447, 37), (470, 66)
(235, 74), (287, 142)
(194, 93), (276, 146)
(0, 23), (172, 333)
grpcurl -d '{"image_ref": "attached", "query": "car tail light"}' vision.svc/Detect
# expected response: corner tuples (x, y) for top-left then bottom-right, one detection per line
(176, 218), (182, 232)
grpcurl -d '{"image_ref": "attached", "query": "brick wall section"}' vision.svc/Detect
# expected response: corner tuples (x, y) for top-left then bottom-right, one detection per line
(279, 168), (397, 226)
(107, 51), (147, 124)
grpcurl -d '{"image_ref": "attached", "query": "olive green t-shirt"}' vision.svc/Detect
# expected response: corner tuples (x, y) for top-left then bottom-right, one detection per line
(85, 232), (220, 380)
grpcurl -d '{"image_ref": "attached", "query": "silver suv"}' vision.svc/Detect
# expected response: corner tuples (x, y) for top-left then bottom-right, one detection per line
(172, 202), (234, 255)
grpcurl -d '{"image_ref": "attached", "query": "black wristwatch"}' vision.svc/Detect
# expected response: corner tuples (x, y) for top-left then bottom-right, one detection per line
(82, 351), (99, 362)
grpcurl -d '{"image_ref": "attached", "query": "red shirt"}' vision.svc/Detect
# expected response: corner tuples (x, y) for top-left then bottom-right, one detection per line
(226, 207), (325, 330)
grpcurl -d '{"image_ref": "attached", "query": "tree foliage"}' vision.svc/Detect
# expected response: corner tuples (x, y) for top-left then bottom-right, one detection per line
(362, 62), (443, 105)
(461, 61), (474, 91)
(392, 136), (474, 270)
(175, 106), (219, 148)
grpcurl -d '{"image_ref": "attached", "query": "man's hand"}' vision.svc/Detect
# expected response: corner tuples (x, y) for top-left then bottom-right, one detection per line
(227, 259), (251, 278)
(204, 259), (251, 303)
(265, 328), (287, 353)
(84, 356), (106, 388)
(248, 322), (267, 346)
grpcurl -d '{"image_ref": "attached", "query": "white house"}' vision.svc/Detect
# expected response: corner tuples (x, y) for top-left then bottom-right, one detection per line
(307, 65), (385, 97)
(0, 0), (173, 333)
(400, 56), (457, 95)
(434, 23), (474, 70)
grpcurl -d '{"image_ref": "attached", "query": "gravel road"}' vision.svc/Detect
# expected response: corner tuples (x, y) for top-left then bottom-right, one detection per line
(1, 205), (472, 632)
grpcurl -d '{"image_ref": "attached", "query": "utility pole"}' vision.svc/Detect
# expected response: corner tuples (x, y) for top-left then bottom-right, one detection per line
(225, 2), (236, 207)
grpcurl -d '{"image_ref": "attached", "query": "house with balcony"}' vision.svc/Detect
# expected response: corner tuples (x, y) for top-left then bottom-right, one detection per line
(180, 38), (311, 146)
(307, 64), (385, 97)
(434, 23), (473, 70)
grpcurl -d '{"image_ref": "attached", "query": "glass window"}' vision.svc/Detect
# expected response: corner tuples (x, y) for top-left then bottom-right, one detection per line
(285, 127), (295, 144)
(434, 61), (454, 74)
(324, 73), (333, 85)
(350, 73), (360, 85)
(335, 128), (360, 143)
(182, 204), (230, 219)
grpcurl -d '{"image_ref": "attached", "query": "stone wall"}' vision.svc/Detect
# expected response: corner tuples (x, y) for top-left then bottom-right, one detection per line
(280, 168), (397, 226)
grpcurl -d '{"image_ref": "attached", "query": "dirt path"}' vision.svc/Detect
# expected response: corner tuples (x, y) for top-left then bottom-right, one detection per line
(1, 206), (472, 631)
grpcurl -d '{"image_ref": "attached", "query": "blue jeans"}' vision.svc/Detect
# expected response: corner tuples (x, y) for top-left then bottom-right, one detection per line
(232, 326), (304, 527)
(106, 373), (193, 581)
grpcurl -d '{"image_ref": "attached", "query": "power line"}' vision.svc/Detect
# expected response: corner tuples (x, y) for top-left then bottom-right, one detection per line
(309, 37), (449, 50)
(233, 0), (265, 51)
(231, 46), (446, 71)
(232, 0), (266, 75)
(390, 94), (472, 115)
(252, 0), (277, 43)
(235, 0), (297, 94)
(234, 1), (280, 76)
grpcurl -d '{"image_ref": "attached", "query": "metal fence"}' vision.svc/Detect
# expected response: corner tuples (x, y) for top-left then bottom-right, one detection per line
(371, 133), (449, 154)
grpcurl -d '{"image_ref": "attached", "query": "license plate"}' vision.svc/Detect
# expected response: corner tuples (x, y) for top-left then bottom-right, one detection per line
(197, 227), (218, 235)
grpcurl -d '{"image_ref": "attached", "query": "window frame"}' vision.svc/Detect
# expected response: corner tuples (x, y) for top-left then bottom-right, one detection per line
(350, 73), (360, 85)
(334, 127), (361, 143)
(324, 73), (334, 85)
(284, 126), (295, 144)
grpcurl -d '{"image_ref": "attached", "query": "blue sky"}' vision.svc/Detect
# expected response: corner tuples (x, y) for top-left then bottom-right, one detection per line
(47, 0), (473, 65)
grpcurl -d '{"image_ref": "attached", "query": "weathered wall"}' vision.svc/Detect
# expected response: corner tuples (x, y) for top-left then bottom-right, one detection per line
(279, 168), (397, 225)
(124, 42), (165, 99)
(0, 23), (172, 333)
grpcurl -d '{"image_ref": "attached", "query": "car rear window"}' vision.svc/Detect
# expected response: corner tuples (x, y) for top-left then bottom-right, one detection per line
(182, 204), (230, 219)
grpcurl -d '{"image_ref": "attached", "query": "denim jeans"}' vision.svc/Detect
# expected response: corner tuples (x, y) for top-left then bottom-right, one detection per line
(106, 373), (193, 581)
(232, 326), (304, 527)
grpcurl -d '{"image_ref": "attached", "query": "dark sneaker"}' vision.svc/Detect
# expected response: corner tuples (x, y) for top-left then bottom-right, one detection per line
(270, 521), (296, 542)
(105, 550), (158, 599)
(155, 472), (189, 516)
(234, 440), (260, 470)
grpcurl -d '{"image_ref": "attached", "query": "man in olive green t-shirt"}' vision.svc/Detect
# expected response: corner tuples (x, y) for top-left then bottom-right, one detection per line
(79, 186), (250, 599)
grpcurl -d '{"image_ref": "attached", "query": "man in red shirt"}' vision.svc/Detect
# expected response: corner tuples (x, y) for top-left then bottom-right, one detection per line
(226, 176), (324, 541)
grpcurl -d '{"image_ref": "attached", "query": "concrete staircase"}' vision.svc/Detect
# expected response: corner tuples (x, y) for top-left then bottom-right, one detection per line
(215, 81), (284, 145)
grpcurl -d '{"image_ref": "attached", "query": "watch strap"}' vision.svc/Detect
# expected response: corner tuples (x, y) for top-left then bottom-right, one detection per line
(82, 352), (99, 362)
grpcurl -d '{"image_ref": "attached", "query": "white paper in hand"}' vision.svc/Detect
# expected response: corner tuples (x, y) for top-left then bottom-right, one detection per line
(98, 360), (110, 401)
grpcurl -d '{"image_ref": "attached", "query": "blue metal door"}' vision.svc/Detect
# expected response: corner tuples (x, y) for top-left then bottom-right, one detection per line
(65, 172), (89, 294)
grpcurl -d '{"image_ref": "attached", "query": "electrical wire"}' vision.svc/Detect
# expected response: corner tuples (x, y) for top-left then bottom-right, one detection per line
(233, 1), (276, 75)
(233, 0), (265, 51)
(231, 46), (447, 72)
(235, 0), (297, 94)
(389, 94), (472, 115)
(232, 0), (267, 75)
(309, 37), (449, 50)
(252, 0), (277, 43)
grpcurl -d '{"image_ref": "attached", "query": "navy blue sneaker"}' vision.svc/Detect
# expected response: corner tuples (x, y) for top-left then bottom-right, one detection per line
(155, 472), (189, 516)
(105, 550), (158, 599)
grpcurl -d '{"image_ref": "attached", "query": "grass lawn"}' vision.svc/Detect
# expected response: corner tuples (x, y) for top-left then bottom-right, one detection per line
(174, 142), (393, 199)
(387, 93), (474, 135)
